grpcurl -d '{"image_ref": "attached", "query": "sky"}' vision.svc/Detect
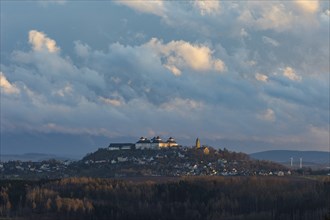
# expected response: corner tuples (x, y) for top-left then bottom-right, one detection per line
(0, 0), (329, 157)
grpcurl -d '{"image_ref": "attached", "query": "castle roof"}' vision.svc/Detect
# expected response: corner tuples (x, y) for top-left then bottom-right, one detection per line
(136, 137), (151, 143)
(152, 136), (164, 143)
(167, 137), (176, 143)
(136, 136), (178, 144)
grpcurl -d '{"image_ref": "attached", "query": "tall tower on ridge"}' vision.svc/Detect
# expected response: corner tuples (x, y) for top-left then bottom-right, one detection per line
(196, 138), (201, 149)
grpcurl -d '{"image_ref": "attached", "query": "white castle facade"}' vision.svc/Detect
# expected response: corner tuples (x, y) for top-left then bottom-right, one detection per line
(108, 136), (179, 150)
(135, 136), (178, 149)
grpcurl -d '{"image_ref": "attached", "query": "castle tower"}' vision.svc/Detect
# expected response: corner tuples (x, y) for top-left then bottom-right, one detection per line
(196, 138), (201, 149)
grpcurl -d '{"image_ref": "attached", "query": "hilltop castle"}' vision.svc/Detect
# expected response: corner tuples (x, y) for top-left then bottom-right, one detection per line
(136, 136), (178, 149)
(108, 136), (179, 150)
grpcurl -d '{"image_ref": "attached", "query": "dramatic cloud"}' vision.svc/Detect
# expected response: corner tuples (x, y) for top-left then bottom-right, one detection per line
(99, 97), (123, 107)
(116, 0), (165, 17)
(236, 1), (322, 32)
(29, 30), (59, 53)
(258, 5), (293, 30)
(294, 0), (319, 14)
(237, 3), (293, 31)
(283, 67), (302, 81)
(1, 2), (329, 155)
(147, 38), (226, 75)
(194, 0), (220, 15)
(0, 72), (20, 94)
(255, 73), (268, 82)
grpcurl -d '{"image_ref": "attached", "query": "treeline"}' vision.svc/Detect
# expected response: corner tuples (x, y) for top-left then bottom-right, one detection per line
(1, 176), (329, 220)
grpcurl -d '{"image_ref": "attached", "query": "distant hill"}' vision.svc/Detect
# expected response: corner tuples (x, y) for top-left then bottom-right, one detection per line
(0, 153), (77, 162)
(250, 150), (329, 165)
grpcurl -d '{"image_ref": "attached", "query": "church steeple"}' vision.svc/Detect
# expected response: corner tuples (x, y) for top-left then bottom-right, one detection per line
(196, 138), (201, 149)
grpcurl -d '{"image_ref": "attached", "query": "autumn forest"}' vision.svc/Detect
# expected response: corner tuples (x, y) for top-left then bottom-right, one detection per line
(1, 176), (329, 220)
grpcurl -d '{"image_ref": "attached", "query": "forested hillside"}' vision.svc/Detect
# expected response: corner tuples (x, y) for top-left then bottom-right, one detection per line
(1, 176), (329, 220)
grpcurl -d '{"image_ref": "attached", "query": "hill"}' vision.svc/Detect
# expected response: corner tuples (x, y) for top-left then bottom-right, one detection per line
(250, 150), (329, 166)
(0, 147), (292, 179)
(67, 147), (287, 178)
(0, 153), (76, 162)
